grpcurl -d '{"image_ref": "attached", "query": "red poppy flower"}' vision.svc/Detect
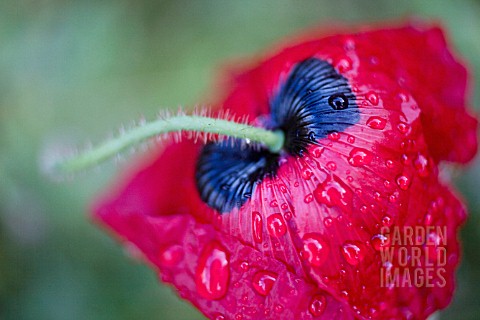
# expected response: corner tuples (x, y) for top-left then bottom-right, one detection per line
(93, 22), (477, 319)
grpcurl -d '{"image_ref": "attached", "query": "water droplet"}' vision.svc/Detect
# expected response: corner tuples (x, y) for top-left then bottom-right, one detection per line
(304, 193), (314, 203)
(366, 92), (379, 105)
(301, 233), (330, 267)
(366, 116), (387, 130)
(267, 213), (287, 237)
(371, 234), (390, 251)
(336, 57), (352, 73)
(397, 122), (410, 134)
(324, 217), (333, 227)
(284, 212), (292, 221)
(274, 304), (284, 313)
(279, 184), (287, 193)
(326, 161), (337, 171)
(270, 200), (278, 207)
(400, 154), (410, 165)
(385, 159), (394, 168)
(158, 244), (183, 267)
(396, 175), (411, 190)
(195, 241), (230, 300)
(252, 211), (263, 243)
(341, 241), (367, 266)
(344, 38), (355, 51)
(311, 146), (324, 158)
(235, 314), (243, 320)
(424, 213), (433, 225)
(381, 181), (390, 190)
(252, 271), (278, 296)
(347, 135), (356, 144)
(348, 148), (373, 167)
(214, 314), (225, 320)
(240, 261), (250, 272)
(425, 232), (445, 262)
(314, 175), (353, 211)
(360, 205), (367, 214)
(301, 167), (313, 180)
(328, 131), (340, 141)
(309, 294), (327, 316)
(369, 55), (379, 65)
(347, 176), (354, 183)
(382, 215), (393, 227)
(374, 191), (382, 202)
(388, 194), (397, 203)
(413, 154), (430, 177)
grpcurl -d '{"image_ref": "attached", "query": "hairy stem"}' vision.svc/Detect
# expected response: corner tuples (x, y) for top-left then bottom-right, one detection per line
(55, 115), (285, 173)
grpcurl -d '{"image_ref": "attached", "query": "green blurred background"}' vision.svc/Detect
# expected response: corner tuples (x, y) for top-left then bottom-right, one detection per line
(1, 1), (480, 319)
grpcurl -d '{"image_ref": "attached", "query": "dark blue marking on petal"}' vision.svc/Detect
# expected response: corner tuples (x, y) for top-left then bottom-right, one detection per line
(270, 58), (360, 156)
(196, 140), (279, 213)
(196, 58), (359, 213)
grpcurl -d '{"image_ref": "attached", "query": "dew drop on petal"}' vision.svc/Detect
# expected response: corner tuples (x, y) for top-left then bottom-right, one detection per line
(301, 233), (330, 267)
(274, 304), (284, 313)
(301, 167), (313, 180)
(348, 148), (373, 167)
(347, 135), (356, 144)
(314, 175), (353, 212)
(396, 175), (411, 190)
(388, 194), (397, 203)
(366, 92), (379, 105)
(158, 244), (183, 267)
(385, 159), (394, 168)
(324, 217), (333, 227)
(214, 314), (225, 320)
(270, 200), (278, 207)
(366, 116), (387, 130)
(284, 212), (292, 221)
(195, 241), (230, 300)
(371, 234), (390, 251)
(400, 154), (410, 165)
(240, 261), (250, 272)
(326, 161), (337, 171)
(309, 294), (327, 316)
(413, 154), (430, 177)
(341, 241), (367, 266)
(304, 193), (314, 203)
(397, 122), (410, 134)
(382, 215), (393, 227)
(336, 57), (352, 73)
(328, 131), (340, 141)
(267, 213), (287, 237)
(252, 271), (278, 296)
(252, 211), (263, 243)
(424, 213), (433, 226)
(311, 146), (324, 158)
(425, 232), (445, 262)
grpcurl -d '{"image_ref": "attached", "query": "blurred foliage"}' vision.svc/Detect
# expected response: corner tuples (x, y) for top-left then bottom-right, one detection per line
(1, 0), (480, 319)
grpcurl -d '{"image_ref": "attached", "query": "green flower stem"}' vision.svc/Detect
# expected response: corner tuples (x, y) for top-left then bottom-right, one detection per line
(56, 115), (285, 173)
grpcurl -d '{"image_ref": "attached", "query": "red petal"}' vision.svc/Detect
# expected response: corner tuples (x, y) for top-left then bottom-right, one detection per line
(95, 205), (355, 319)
